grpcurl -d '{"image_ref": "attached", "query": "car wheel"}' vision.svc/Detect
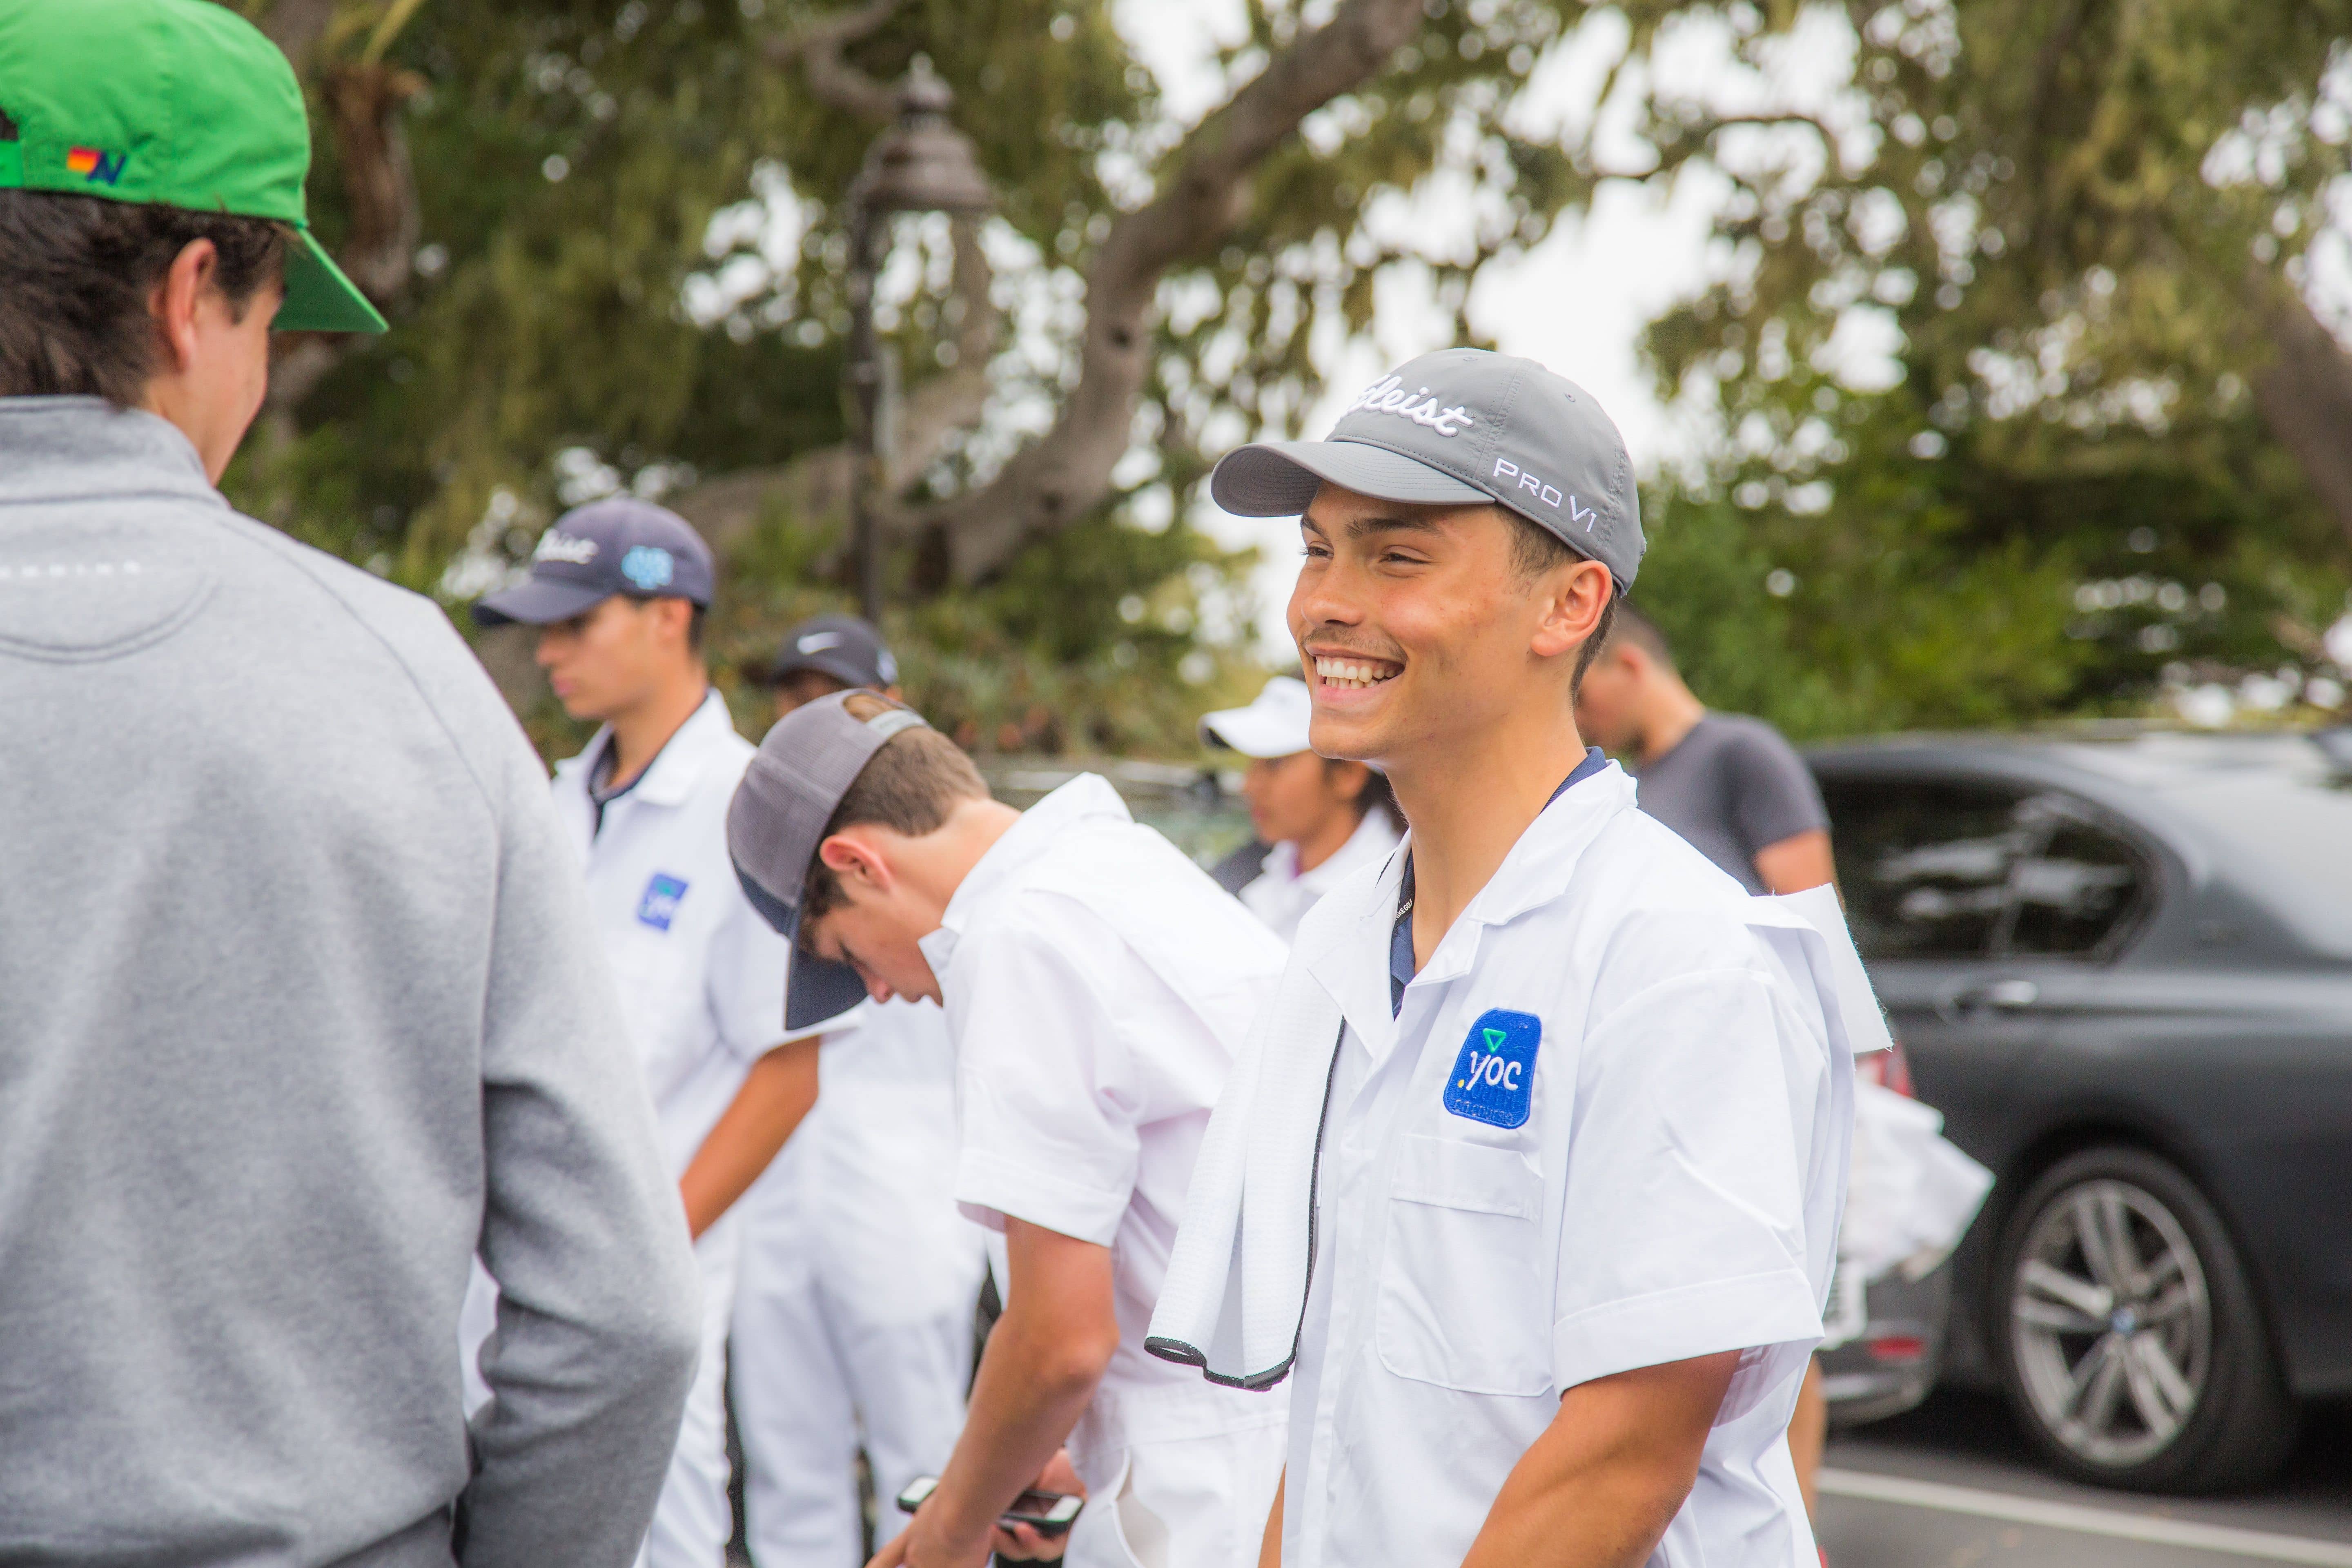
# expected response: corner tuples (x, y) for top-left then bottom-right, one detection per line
(1994, 1146), (2295, 1492)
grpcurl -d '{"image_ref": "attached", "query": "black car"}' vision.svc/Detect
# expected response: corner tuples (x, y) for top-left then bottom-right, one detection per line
(1806, 728), (2352, 1492)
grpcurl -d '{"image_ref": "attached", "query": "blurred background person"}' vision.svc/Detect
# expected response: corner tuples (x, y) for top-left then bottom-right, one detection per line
(468, 501), (830, 1568)
(1575, 604), (1836, 896)
(731, 617), (987, 1568)
(0, 1), (699, 1560)
(1198, 674), (1401, 940)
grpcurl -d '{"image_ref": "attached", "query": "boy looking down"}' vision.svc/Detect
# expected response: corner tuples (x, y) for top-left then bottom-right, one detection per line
(725, 697), (1290, 1568)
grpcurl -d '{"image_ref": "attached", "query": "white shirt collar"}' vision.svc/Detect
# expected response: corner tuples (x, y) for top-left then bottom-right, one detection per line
(918, 773), (1132, 975)
(1294, 763), (1638, 1057)
(554, 688), (734, 807)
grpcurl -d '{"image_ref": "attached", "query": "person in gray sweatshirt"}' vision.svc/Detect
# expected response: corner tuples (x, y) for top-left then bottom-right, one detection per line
(0, 1), (702, 1562)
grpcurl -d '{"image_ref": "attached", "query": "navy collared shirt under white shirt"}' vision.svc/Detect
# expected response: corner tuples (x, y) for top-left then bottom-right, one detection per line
(1390, 746), (1609, 1016)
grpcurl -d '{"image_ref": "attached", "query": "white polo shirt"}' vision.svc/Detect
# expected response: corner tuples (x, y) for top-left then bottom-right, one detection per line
(1276, 763), (1847, 1568)
(551, 690), (791, 1172)
(917, 775), (1287, 1459)
(1237, 808), (1402, 943)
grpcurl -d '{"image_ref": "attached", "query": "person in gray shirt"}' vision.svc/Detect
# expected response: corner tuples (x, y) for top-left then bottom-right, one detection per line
(1575, 604), (1836, 896)
(0, 2), (700, 1563)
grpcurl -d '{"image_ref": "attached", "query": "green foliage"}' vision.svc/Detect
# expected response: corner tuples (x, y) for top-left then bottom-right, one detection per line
(1629, 0), (2352, 730)
(224, 0), (1619, 756)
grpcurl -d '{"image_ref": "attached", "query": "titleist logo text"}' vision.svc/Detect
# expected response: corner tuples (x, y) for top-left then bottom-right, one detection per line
(1346, 375), (1476, 437)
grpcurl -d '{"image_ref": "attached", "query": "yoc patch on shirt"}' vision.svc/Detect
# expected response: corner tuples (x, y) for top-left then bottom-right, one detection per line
(1443, 1009), (1542, 1129)
(637, 873), (689, 931)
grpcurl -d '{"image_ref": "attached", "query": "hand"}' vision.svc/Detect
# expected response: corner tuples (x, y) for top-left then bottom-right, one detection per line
(989, 1450), (1087, 1563)
(864, 1509), (991, 1568)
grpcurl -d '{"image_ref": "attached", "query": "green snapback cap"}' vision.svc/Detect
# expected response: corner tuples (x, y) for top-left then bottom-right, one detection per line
(0, 0), (386, 334)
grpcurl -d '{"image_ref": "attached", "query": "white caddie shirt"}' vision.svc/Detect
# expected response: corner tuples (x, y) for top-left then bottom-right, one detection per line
(744, 994), (981, 1322)
(1236, 807), (1402, 944)
(551, 690), (792, 1172)
(1278, 762), (1846, 1568)
(916, 775), (1288, 1466)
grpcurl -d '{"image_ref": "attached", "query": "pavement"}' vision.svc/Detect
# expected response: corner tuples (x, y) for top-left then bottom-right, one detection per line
(1821, 1390), (2352, 1567)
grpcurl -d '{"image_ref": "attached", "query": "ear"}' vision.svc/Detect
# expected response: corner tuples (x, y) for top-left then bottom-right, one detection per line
(817, 829), (892, 893)
(652, 596), (696, 650)
(1528, 559), (1614, 662)
(150, 238), (220, 374)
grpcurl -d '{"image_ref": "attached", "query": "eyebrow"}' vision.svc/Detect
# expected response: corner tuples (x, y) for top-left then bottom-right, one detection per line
(1301, 510), (1448, 539)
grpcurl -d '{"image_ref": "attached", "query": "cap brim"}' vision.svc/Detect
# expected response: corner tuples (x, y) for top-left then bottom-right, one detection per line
(784, 946), (871, 1033)
(1209, 439), (1491, 518)
(760, 651), (873, 690)
(1199, 709), (1309, 758)
(732, 848), (873, 1034)
(276, 228), (389, 335)
(472, 577), (612, 627)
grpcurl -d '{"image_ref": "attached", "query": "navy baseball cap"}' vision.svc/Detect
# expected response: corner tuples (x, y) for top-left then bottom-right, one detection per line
(757, 615), (900, 690)
(1210, 347), (1645, 590)
(728, 690), (937, 1031)
(473, 497), (716, 627)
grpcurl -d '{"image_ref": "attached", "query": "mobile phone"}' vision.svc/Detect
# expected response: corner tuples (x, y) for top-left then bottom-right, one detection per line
(1002, 1488), (1084, 1535)
(892, 1477), (1085, 1537)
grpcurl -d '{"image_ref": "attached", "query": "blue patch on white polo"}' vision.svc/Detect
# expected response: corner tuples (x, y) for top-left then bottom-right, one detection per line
(1443, 1009), (1542, 1129)
(637, 873), (689, 931)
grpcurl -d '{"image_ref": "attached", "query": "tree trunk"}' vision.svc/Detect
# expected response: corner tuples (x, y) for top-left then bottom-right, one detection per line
(2251, 285), (2352, 553)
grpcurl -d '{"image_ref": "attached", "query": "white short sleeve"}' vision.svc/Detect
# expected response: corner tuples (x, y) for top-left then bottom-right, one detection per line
(947, 904), (1138, 1247)
(1550, 964), (1827, 1397)
(704, 883), (794, 1061)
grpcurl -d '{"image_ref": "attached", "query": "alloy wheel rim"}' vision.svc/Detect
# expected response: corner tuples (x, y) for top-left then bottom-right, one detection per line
(2011, 1176), (2212, 1469)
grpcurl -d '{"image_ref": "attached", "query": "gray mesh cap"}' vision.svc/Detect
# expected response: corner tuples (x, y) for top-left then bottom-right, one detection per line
(1209, 347), (1645, 590)
(726, 690), (933, 1031)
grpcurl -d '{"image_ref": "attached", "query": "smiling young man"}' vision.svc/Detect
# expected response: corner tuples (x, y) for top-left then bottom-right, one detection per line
(470, 499), (833, 1568)
(1149, 348), (1881, 1568)
(724, 695), (1290, 1568)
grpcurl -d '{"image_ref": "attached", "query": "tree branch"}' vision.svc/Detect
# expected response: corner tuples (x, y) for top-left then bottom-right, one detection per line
(763, 0), (902, 125)
(918, 0), (1429, 584)
(265, 59), (423, 413)
(257, 0), (340, 75)
(2251, 281), (2352, 552)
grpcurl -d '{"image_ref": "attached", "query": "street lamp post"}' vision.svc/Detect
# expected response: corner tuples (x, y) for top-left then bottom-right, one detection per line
(843, 60), (993, 624)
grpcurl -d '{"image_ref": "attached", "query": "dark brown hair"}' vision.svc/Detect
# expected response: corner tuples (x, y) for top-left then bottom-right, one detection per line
(1498, 506), (1617, 690)
(800, 692), (991, 927)
(0, 189), (293, 405)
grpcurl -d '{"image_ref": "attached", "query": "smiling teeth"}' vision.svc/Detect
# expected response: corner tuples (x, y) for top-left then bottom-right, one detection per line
(1316, 656), (1398, 689)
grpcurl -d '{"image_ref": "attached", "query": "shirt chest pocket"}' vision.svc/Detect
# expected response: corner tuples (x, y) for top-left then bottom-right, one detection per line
(1374, 1133), (1552, 1396)
(606, 922), (704, 1096)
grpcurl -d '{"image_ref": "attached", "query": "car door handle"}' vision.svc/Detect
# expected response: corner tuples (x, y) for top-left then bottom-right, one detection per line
(1935, 978), (2040, 1022)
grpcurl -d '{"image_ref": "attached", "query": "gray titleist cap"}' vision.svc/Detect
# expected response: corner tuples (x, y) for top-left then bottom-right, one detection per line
(1210, 347), (1644, 590)
(727, 690), (933, 1031)
(473, 497), (716, 627)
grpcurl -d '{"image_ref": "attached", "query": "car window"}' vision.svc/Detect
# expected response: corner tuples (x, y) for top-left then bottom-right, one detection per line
(1820, 779), (2036, 960)
(2005, 811), (2146, 956)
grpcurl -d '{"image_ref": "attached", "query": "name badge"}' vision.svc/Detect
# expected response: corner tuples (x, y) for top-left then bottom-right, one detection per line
(1443, 1009), (1541, 1129)
(637, 873), (689, 931)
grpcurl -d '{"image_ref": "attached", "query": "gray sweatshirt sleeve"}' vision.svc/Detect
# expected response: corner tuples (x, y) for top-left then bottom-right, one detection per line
(458, 712), (702, 1567)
